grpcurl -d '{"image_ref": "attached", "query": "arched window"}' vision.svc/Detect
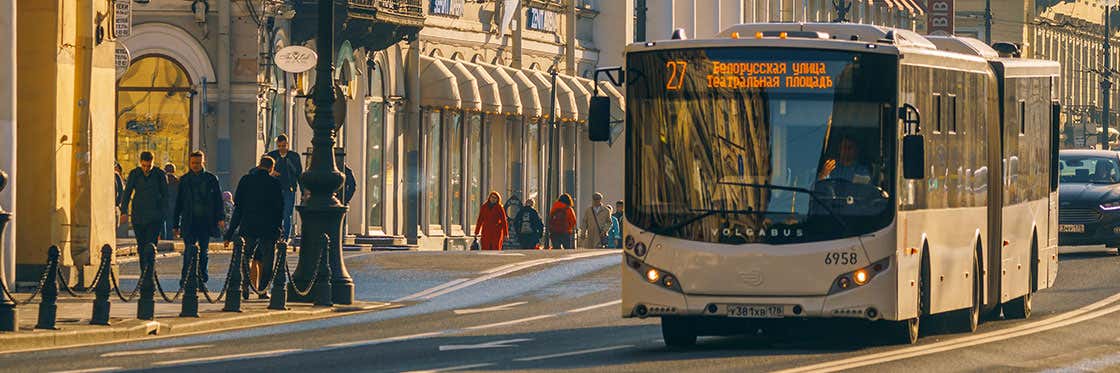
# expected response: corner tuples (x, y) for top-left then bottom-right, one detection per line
(116, 55), (194, 170)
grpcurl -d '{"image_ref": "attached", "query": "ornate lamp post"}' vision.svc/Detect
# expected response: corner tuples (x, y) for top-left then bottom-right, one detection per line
(290, 0), (353, 304)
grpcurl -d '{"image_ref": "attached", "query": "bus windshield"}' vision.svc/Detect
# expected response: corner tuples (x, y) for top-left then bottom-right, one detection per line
(626, 47), (897, 244)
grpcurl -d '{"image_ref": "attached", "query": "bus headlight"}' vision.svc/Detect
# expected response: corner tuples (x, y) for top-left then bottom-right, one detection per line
(627, 254), (683, 292)
(828, 257), (891, 295)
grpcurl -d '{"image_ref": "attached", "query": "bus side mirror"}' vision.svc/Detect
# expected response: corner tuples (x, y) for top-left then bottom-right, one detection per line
(903, 135), (925, 180)
(899, 103), (924, 180)
(589, 96), (611, 142)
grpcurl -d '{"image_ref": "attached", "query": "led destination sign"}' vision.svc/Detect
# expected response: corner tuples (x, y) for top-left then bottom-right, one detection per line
(664, 57), (842, 91)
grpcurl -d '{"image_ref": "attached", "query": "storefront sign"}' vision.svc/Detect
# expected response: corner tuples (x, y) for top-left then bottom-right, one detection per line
(526, 7), (558, 32)
(275, 45), (317, 73)
(926, 0), (954, 36)
(431, 0), (464, 17)
(115, 44), (131, 79)
(114, 0), (132, 38)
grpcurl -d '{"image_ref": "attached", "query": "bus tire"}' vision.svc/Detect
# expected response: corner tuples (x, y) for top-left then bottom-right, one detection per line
(661, 316), (697, 348)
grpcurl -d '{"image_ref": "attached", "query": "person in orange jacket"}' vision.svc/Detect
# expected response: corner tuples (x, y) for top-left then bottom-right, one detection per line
(548, 193), (578, 249)
(474, 191), (508, 250)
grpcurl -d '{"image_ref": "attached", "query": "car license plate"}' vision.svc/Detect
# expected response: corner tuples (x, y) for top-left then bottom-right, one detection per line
(725, 304), (784, 319)
(1059, 224), (1085, 233)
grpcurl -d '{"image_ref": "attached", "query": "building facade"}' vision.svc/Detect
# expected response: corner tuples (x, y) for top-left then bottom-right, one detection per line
(10, 0), (118, 286)
(264, 0), (618, 250)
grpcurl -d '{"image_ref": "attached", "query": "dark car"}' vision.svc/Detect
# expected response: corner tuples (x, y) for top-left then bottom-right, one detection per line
(1058, 150), (1120, 248)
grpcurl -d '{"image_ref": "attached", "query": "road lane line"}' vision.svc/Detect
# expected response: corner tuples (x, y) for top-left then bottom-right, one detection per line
(325, 331), (451, 348)
(100, 344), (212, 357)
(152, 349), (301, 367)
(564, 300), (621, 314)
(51, 368), (123, 373)
(394, 278), (470, 302)
(424, 251), (620, 300)
(403, 363), (496, 373)
(464, 314), (556, 330)
(512, 345), (635, 362)
(776, 295), (1120, 373)
(453, 301), (529, 315)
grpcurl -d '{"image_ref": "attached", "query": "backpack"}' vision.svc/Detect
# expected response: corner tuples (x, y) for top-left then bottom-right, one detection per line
(548, 208), (569, 233)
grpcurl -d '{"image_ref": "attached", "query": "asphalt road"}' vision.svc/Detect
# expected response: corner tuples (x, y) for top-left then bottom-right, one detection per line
(6, 246), (1120, 372)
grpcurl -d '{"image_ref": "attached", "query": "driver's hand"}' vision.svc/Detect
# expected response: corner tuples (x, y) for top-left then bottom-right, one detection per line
(819, 159), (837, 180)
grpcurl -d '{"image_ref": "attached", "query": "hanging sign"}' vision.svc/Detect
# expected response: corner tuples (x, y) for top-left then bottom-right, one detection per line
(115, 43), (131, 79)
(114, 0), (132, 38)
(926, 0), (955, 36)
(275, 45), (318, 73)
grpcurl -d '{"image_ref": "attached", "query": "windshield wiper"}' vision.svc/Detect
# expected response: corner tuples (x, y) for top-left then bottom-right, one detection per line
(715, 181), (853, 234)
(656, 207), (763, 235)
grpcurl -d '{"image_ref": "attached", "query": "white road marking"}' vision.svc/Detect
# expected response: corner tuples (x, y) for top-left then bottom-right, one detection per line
(324, 331), (450, 348)
(564, 300), (621, 314)
(463, 314), (556, 331)
(424, 251), (620, 300)
(513, 344), (635, 362)
(403, 363), (496, 373)
(453, 301), (528, 315)
(394, 278), (470, 302)
(776, 292), (1120, 373)
(438, 338), (534, 351)
(100, 344), (212, 357)
(1043, 352), (1120, 373)
(152, 349), (301, 367)
(51, 368), (123, 373)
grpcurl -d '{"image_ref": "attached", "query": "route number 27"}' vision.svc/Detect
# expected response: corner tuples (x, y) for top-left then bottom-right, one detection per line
(825, 252), (858, 265)
(666, 60), (687, 90)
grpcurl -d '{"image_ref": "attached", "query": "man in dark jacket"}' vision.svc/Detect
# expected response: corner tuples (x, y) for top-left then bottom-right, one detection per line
(114, 162), (125, 233)
(163, 163), (180, 240)
(224, 155), (284, 298)
(266, 134), (302, 240)
(120, 151), (168, 250)
(172, 151), (225, 283)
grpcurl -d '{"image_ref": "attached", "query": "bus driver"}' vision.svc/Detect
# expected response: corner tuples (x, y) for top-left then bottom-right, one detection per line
(818, 136), (872, 184)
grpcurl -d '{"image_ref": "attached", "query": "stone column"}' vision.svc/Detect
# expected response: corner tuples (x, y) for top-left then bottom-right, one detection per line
(0, 0), (16, 286)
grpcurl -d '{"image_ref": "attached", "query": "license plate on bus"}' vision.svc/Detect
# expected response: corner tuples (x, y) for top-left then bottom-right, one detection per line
(1059, 224), (1085, 233)
(726, 304), (784, 319)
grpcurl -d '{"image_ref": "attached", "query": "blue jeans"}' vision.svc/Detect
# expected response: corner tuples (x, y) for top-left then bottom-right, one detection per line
(281, 190), (296, 239)
(182, 232), (211, 283)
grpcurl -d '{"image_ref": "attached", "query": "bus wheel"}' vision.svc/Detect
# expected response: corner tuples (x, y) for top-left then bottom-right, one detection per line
(949, 255), (981, 333)
(1006, 240), (1036, 319)
(891, 316), (920, 345)
(661, 316), (698, 348)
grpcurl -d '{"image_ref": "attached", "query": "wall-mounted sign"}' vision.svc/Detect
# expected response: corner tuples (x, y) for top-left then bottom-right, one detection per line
(275, 45), (317, 73)
(431, 0), (464, 17)
(526, 7), (558, 32)
(926, 0), (955, 36)
(115, 43), (131, 79)
(114, 0), (131, 38)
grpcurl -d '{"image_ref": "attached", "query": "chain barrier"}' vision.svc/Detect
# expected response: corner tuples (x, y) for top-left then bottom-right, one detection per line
(0, 257), (51, 305)
(151, 264), (183, 303)
(283, 241), (323, 298)
(242, 241), (275, 297)
(56, 266), (79, 298)
(109, 262), (145, 303)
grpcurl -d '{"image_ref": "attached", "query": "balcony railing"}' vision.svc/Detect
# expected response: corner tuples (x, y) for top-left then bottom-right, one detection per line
(348, 0), (424, 19)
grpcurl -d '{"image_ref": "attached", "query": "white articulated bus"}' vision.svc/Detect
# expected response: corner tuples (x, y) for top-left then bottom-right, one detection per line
(588, 23), (1061, 346)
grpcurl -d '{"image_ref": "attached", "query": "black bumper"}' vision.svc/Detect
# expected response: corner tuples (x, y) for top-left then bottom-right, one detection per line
(1059, 209), (1120, 246)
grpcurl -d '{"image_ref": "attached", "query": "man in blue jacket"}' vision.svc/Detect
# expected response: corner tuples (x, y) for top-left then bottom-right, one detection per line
(266, 134), (302, 240)
(172, 150), (225, 283)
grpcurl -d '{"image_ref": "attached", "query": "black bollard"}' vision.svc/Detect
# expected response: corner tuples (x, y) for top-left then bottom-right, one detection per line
(268, 241), (289, 311)
(90, 245), (113, 325)
(222, 238), (244, 312)
(35, 246), (60, 330)
(179, 244), (200, 317)
(314, 234), (332, 307)
(136, 243), (156, 320)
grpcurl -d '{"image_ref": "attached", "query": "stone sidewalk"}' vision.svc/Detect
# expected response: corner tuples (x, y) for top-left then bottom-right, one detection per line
(0, 292), (395, 353)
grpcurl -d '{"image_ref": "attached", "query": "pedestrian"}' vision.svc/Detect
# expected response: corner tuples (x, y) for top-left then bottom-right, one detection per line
(114, 162), (125, 232)
(222, 191), (234, 226)
(120, 151), (168, 250)
(163, 163), (180, 240)
(611, 201), (625, 248)
(548, 193), (577, 250)
(607, 205), (621, 248)
(224, 155), (284, 299)
(511, 198), (544, 249)
(266, 134), (302, 241)
(336, 162), (356, 206)
(473, 191), (508, 251)
(580, 192), (613, 249)
(172, 150), (225, 284)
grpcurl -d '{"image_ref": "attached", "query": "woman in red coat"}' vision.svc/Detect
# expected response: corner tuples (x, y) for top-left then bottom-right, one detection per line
(474, 191), (508, 250)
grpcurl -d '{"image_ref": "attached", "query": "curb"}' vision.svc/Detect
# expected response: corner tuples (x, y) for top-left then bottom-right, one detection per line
(0, 302), (395, 354)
